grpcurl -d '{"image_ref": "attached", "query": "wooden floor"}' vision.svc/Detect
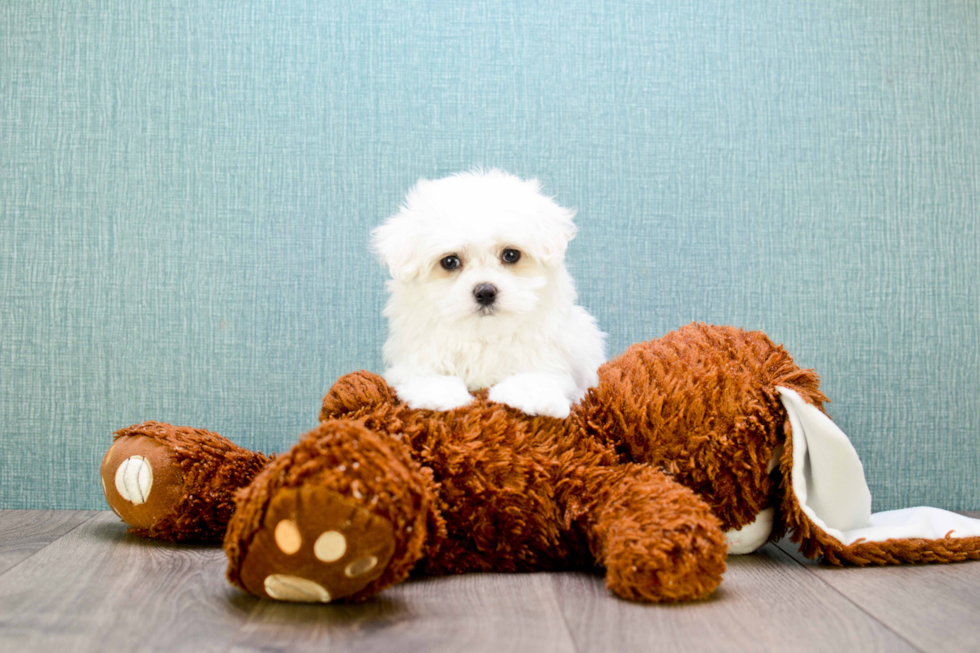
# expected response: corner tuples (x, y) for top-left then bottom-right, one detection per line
(1, 511), (979, 652)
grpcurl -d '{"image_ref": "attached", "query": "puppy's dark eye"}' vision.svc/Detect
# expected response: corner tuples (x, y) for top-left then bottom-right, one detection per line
(440, 254), (462, 271)
(501, 248), (521, 264)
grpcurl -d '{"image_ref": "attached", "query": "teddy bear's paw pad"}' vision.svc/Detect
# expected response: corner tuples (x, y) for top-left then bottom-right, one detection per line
(114, 455), (153, 504)
(100, 435), (183, 529)
(238, 486), (396, 603)
(263, 574), (332, 603)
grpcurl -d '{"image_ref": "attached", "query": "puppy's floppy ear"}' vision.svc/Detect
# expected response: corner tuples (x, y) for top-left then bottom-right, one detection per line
(370, 179), (428, 280)
(370, 213), (420, 280)
(537, 206), (578, 264)
(527, 178), (579, 264)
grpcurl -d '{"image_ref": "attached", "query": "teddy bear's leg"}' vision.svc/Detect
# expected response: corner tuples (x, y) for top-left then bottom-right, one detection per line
(572, 464), (728, 602)
(100, 422), (271, 542)
(225, 419), (440, 603)
(582, 323), (827, 535)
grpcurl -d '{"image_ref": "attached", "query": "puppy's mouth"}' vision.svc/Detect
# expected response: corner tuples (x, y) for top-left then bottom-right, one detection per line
(477, 305), (497, 317)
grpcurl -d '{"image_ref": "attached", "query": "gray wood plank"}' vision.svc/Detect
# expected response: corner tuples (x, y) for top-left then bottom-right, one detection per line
(0, 511), (256, 653)
(226, 572), (578, 653)
(0, 510), (99, 577)
(5, 509), (978, 653)
(775, 511), (980, 653)
(553, 544), (918, 653)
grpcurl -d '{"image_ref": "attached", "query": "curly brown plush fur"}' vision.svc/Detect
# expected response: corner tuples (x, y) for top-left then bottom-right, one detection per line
(105, 322), (974, 604)
(101, 423), (270, 542)
(583, 323), (826, 534)
(276, 323), (825, 601)
(303, 369), (731, 601)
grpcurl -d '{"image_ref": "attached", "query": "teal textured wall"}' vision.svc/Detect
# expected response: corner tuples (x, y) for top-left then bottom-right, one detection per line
(1, 1), (978, 510)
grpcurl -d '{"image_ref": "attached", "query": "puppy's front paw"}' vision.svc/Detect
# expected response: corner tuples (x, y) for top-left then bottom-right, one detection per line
(394, 375), (474, 412)
(488, 374), (572, 419)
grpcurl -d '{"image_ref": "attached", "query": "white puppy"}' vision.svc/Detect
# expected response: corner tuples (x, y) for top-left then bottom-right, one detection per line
(371, 169), (606, 418)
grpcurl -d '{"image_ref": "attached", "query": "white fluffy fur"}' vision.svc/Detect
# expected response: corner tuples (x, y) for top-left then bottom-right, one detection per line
(371, 169), (606, 418)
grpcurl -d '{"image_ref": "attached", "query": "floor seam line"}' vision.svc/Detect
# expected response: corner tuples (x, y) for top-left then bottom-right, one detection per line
(0, 510), (102, 584)
(550, 573), (583, 653)
(770, 541), (927, 653)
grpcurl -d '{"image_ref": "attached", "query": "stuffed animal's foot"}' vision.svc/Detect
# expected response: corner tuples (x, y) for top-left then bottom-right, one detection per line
(100, 422), (269, 542)
(225, 419), (437, 603)
(230, 485), (397, 603)
(602, 513), (728, 602)
(725, 507), (775, 554)
(582, 467), (727, 602)
(101, 429), (184, 532)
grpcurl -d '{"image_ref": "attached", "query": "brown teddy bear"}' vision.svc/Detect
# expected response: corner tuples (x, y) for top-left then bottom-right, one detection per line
(100, 323), (980, 604)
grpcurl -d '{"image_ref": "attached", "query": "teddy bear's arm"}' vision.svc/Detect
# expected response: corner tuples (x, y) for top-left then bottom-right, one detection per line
(101, 422), (271, 542)
(561, 462), (728, 602)
(225, 419), (443, 603)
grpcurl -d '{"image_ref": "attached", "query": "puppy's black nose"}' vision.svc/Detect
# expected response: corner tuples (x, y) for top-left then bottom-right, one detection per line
(473, 283), (498, 307)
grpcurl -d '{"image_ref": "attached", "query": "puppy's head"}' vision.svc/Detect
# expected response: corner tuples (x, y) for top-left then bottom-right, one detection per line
(372, 170), (578, 327)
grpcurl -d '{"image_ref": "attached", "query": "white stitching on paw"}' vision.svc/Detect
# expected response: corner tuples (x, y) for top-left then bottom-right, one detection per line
(114, 456), (153, 504)
(345, 555), (378, 578)
(263, 574), (332, 603)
